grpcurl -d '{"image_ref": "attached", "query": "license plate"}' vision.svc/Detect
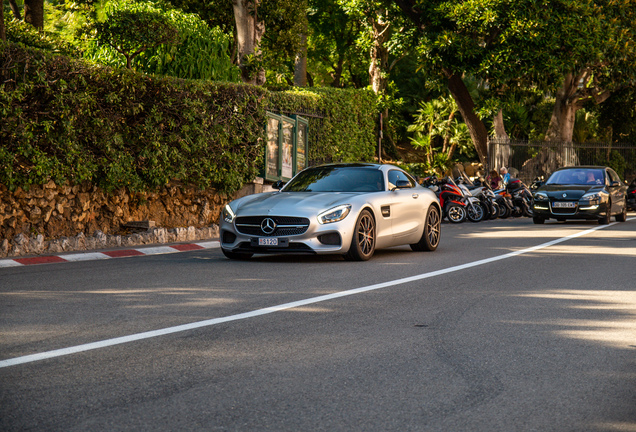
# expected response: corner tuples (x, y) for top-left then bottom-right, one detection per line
(259, 238), (278, 246)
(553, 202), (576, 208)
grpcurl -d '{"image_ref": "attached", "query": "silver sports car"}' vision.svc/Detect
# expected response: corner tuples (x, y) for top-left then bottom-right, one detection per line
(220, 163), (442, 261)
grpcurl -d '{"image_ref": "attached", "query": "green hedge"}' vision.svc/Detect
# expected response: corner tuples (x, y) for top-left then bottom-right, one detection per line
(1, 43), (378, 194)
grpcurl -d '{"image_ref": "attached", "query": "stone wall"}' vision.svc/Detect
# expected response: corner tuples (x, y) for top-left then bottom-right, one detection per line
(0, 180), (249, 258)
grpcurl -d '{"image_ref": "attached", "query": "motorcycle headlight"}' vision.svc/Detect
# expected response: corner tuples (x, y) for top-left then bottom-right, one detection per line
(222, 204), (236, 224)
(318, 205), (351, 224)
(533, 192), (548, 201)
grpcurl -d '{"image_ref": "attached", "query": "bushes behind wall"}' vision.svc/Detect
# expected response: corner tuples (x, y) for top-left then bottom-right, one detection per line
(1, 42), (378, 196)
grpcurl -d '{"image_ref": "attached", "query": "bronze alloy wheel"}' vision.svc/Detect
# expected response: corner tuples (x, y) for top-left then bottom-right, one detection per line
(411, 205), (441, 252)
(345, 209), (376, 261)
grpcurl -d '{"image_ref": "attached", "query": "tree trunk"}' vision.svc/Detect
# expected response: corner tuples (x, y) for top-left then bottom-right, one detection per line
(545, 73), (578, 142)
(368, 11), (390, 95)
(293, 33), (307, 87)
(444, 70), (489, 165)
(1, 5), (5, 43)
(493, 109), (509, 140)
(232, 0), (265, 85)
(24, 0), (44, 29)
(8, 0), (22, 20)
(492, 109), (510, 170)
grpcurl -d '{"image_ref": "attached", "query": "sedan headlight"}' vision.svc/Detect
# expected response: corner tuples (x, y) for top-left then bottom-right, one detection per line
(533, 192), (548, 201)
(580, 192), (601, 204)
(222, 204), (236, 223)
(318, 204), (351, 224)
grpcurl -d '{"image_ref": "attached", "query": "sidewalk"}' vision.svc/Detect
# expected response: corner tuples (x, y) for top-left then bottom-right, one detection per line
(0, 239), (221, 268)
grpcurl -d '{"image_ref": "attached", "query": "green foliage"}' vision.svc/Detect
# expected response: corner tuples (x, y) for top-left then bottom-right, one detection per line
(4, 17), (79, 56)
(601, 150), (627, 180)
(88, 6), (180, 69)
(269, 86), (378, 163)
(83, 0), (239, 81)
(406, 95), (475, 175)
(0, 43), (378, 193)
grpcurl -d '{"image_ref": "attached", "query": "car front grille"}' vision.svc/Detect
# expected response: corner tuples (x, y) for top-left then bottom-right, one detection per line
(235, 216), (311, 236)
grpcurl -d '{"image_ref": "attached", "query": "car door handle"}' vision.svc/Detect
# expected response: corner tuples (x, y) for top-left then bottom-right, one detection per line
(412, 193), (419, 199)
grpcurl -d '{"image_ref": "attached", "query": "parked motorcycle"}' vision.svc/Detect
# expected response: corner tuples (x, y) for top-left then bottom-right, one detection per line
(506, 178), (534, 217)
(422, 176), (467, 223)
(453, 176), (485, 222)
(456, 175), (496, 221)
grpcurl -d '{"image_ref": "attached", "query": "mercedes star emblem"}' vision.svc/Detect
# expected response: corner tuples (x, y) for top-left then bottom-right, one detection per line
(261, 217), (277, 234)
(562, 193), (567, 198)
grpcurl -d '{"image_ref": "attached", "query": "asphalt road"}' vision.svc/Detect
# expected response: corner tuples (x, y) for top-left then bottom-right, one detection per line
(1, 215), (635, 431)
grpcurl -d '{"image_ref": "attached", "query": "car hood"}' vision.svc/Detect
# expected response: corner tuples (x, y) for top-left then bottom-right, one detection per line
(232, 191), (359, 216)
(538, 185), (603, 199)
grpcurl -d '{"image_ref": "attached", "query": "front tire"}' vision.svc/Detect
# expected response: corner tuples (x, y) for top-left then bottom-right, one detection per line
(599, 201), (611, 225)
(446, 204), (466, 223)
(467, 203), (485, 222)
(533, 216), (545, 224)
(344, 209), (376, 261)
(411, 205), (441, 252)
(616, 203), (627, 222)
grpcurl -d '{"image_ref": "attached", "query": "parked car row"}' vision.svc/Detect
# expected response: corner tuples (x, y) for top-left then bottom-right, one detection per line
(219, 163), (632, 261)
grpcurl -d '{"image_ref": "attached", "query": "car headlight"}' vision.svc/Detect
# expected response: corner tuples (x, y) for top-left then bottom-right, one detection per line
(318, 204), (351, 224)
(222, 204), (236, 223)
(580, 192), (601, 204)
(533, 192), (548, 201)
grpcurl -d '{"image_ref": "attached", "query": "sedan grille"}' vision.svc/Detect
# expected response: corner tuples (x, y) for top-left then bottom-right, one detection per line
(235, 216), (310, 236)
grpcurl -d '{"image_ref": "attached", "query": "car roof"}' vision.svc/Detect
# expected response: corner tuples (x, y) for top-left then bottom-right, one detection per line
(313, 163), (382, 169)
(554, 166), (609, 171)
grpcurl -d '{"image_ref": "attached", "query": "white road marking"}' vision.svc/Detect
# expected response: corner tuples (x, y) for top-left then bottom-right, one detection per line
(0, 221), (631, 369)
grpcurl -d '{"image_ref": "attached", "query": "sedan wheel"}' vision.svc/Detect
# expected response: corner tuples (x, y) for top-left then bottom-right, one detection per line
(599, 201), (611, 225)
(344, 209), (376, 261)
(411, 205), (441, 252)
(616, 203), (627, 222)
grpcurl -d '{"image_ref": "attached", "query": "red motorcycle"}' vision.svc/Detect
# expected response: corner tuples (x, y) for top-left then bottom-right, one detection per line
(422, 176), (467, 223)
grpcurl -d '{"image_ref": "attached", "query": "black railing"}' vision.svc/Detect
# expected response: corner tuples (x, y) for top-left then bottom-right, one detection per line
(488, 139), (636, 184)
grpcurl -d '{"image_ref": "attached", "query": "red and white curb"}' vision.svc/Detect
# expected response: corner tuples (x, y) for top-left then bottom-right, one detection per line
(0, 240), (220, 268)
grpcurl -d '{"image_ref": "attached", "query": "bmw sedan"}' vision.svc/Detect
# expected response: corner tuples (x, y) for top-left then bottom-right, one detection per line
(220, 163), (442, 261)
(532, 166), (628, 224)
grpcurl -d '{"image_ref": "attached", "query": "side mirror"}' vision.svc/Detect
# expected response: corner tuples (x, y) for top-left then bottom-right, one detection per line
(392, 180), (412, 190)
(272, 180), (285, 190)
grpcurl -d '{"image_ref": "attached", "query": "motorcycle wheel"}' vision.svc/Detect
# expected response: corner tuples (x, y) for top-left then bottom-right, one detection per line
(467, 203), (485, 222)
(446, 204), (467, 223)
(490, 202), (499, 219)
(479, 202), (491, 220)
(498, 202), (510, 219)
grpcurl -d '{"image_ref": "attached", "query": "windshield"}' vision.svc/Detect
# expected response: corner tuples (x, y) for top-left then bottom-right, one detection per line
(282, 166), (385, 192)
(546, 169), (605, 186)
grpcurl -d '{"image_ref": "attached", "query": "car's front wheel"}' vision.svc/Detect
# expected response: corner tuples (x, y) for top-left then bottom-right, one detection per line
(344, 209), (376, 261)
(533, 216), (545, 224)
(599, 200), (611, 225)
(411, 205), (441, 252)
(616, 203), (627, 222)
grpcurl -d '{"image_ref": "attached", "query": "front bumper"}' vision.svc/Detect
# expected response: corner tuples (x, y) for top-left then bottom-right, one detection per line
(220, 214), (355, 256)
(533, 201), (609, 220)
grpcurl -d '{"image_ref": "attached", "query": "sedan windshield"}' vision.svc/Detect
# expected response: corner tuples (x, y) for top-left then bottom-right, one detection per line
(283, 166), (385, 192)
(546, 169), (605, 186)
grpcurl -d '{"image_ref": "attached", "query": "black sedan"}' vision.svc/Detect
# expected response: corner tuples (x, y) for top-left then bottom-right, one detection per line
(532, 166), (628, 224)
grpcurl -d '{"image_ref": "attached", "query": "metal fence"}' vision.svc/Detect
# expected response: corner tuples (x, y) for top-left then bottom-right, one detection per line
(488, 139), (636, 184)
